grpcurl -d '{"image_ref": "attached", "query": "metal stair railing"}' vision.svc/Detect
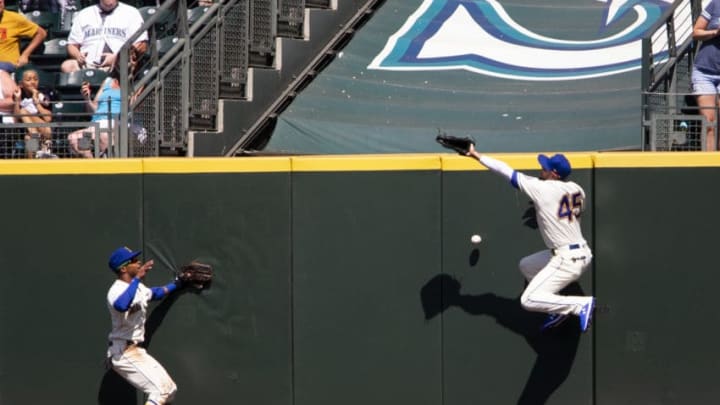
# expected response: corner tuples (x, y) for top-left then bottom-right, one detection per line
(219, 0), (250, 99)
(249, 0), (277, 67)
(116, 0), (248, 157)
(117, 0), (189, 157)
(278, 0), (306, 39)
(228, 0), (386, 156)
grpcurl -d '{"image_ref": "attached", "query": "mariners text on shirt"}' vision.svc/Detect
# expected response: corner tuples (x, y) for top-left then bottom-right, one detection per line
(84, 27), (129, 37)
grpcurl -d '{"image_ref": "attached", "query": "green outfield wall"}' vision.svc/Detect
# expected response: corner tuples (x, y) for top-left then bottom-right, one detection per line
(0, 153), (715, 404)
(592, 153), (720, 405)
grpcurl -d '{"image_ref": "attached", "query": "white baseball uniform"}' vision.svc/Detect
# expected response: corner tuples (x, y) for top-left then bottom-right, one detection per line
(68, 2), (147, 67)
(478, 155), (594, 316)
(107, 278), (177, 405)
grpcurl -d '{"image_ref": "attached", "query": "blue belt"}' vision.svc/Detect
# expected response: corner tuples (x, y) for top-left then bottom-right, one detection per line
(551, 243), (583, 255)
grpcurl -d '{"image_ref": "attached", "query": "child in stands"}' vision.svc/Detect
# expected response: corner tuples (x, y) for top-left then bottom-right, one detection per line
(13, 68), (55, 158)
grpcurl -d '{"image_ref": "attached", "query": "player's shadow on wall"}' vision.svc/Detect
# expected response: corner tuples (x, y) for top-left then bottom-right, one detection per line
(420, 274), (583, 405)
(97, 289), (188, 405)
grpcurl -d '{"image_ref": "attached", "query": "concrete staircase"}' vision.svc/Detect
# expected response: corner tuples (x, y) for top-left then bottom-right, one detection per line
(190, 0), (384, 156)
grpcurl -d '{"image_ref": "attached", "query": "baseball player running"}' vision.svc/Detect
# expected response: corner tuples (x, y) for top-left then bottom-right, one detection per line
(466, 145), (595, 332)
(106, 246), (180, 404)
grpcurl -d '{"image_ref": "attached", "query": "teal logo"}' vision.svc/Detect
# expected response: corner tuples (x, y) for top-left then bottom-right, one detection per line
(368, 0), (676, 81)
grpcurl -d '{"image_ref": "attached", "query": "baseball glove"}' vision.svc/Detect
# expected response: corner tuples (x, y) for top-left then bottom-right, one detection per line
(177, 261), (213, 290)
(436, 131), (475, 155)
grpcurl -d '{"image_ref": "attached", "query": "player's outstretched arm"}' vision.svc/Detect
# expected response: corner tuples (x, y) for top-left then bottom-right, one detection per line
(150, 280), (180, 300)
(112, 278), (141, 312)
(466, 144), (516, 184)
(466, 143), (482, 160)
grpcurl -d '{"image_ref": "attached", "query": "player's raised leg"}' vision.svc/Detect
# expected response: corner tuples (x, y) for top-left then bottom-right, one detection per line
(518, 250), (552, 281)
(519, 255), (591, 317)
(112, 346), (177, 405)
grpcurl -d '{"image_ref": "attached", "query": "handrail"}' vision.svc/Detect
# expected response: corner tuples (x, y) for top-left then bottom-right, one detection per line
(645, 0), (688, 36)
(117, 0), (190, 157)
(639, 0), (701, 150)
(115, 0), (230, 157)
(641, 0), (698, 92)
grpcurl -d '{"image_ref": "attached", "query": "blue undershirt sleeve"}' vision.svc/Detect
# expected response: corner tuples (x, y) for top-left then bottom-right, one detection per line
(150, 281), (178, 301)
(510, 171), (519, 189)
(112, 278), (141, 312)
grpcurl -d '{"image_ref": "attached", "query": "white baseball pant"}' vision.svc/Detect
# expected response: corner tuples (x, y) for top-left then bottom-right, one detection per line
(109, 341), (177, 405)
(518, 245), (593, 315)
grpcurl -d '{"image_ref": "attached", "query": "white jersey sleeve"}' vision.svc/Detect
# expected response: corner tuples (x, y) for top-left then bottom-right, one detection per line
(478, 155), (514, 181)
(516, 172), (587, 249)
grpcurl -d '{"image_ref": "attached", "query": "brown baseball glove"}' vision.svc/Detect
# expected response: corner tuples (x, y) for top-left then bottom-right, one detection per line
(177, 261), (213, 290)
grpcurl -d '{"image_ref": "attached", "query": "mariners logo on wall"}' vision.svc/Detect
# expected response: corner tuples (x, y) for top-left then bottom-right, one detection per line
(368, 0), (679, 81)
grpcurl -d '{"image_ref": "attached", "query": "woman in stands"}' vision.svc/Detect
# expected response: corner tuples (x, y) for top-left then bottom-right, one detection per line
(692, 0), (720, 151)
(67, 66), (122, 158)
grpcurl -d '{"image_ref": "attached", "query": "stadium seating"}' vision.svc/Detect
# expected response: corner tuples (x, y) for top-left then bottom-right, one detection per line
(38, 37), (68, 57)
(52, 100), (90, 122)
(138, 5), (159, 21)
(54, 11), (77, 38)
(56, 68), (109, 101)
(23, 10), (59, 34)
(4, 0), (19, 11)
(187, 6), (209, 26)
(29, 37), (68, 71)
(156, 36), (180, 58)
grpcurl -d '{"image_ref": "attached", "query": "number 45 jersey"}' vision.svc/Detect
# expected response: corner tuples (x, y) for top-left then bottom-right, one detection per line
(516, 172), (587, 250)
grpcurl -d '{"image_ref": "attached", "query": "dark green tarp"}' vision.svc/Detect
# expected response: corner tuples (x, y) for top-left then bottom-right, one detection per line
(265, 0), (675, 154)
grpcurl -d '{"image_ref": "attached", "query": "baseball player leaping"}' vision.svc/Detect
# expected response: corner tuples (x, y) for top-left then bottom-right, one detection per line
(466, 144), (595, 332)
(106, 246), (180, 404)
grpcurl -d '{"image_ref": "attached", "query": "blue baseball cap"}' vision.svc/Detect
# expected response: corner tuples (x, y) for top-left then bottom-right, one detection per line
(538, 153), (571, 179)
(108, 246), (142, 272)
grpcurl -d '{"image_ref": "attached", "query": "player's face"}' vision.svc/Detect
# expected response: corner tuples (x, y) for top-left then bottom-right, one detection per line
(123, 258), (141, 277)
(540, 169), (560, 180)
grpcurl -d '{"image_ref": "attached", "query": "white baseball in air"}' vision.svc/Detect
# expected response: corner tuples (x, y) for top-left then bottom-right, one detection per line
(471, 234), (482, 244)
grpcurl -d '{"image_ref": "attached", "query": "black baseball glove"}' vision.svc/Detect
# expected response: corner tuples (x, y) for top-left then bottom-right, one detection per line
(177, 261), (213, 290)
(436, 131), (475, 155)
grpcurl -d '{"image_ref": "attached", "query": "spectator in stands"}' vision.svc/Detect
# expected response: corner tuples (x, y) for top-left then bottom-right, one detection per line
(0, 70), (17, 121)
(20, 0), (78, 31)
(20, 0), (77, 14)
(692, 0), (720, 151)
(67, 66), (122, 158)
(61, 0), (147, 74)
(13, 68), (54, 157)
(0, 0), (47, 73)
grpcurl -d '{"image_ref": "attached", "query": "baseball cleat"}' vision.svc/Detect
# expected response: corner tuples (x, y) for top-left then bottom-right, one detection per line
(541, 313), (569, 331)
(579, 297), (595, 332)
